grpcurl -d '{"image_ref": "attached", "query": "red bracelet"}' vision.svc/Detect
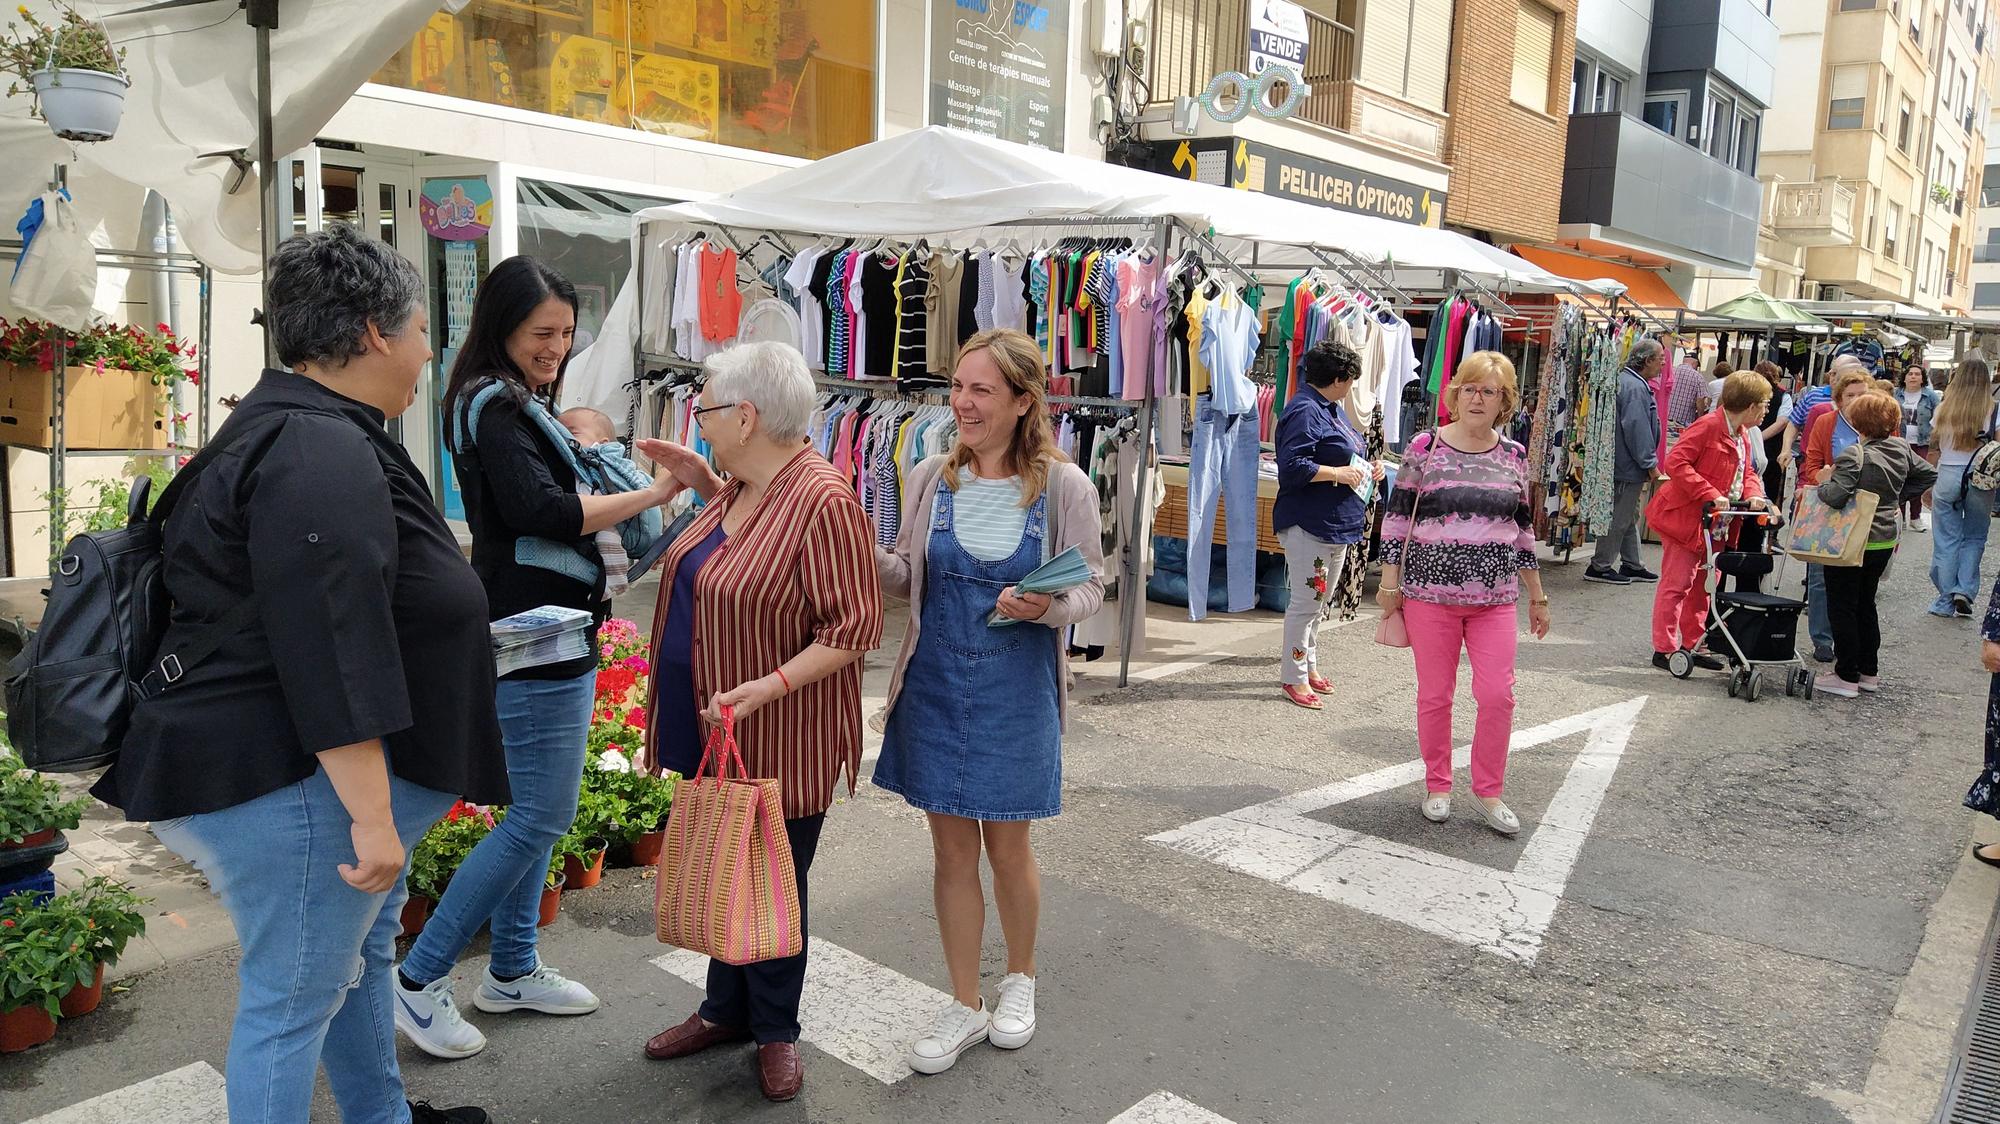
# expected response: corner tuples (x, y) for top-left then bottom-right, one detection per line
(773, 668), (793, 693)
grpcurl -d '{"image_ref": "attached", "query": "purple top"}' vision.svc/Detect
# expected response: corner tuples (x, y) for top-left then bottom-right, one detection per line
(1379, 432), (1538, 606)
(657, 523), (727, 778)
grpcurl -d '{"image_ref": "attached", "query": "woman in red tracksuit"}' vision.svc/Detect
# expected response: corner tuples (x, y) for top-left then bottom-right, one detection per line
(1644, 371), (1778, 669)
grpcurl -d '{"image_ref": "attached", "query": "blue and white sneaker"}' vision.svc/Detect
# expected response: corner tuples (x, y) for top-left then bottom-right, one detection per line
(394, 975), (487, 1059)
(473, 960), (600, 1016)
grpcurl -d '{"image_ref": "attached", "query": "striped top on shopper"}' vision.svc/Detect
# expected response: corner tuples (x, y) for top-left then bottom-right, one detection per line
(1379, 431), (1539, 607)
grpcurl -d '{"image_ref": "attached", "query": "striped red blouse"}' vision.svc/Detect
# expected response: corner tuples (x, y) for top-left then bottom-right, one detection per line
(643, 447), (884, 819)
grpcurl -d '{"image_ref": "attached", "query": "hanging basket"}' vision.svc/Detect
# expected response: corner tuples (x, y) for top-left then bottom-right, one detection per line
(30, 67), (130, 142)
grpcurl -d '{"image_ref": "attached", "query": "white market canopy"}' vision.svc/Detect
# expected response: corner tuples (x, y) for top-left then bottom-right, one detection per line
(632, 127), (1577, 290)
(0, 0), (462, 274)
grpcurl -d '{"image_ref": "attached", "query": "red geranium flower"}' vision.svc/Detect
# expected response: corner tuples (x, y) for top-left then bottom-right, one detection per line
(625, 707), (647, 730)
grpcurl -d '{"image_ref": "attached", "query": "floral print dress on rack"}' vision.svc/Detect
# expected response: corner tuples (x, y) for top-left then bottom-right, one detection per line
(1962, 573), (2000, 817)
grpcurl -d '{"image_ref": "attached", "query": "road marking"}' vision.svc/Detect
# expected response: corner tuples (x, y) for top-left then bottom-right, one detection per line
(1149, 696), (1648, 965)
(1109, 1091), (1240, 1124)
(22, 1062), (227, 1124)
(653, 937), (948, 1083)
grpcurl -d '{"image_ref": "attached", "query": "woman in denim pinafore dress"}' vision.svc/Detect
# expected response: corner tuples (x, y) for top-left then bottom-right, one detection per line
(874, 329), (1103, 1079)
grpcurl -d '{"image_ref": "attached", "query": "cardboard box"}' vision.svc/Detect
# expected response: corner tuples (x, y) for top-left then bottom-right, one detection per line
(0, 363), (169, 451)
(620, 48), (719, 140)
(543, 33), (618, 123)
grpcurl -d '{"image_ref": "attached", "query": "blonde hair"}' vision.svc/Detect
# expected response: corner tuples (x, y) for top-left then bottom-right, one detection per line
(1718, 370), (1773, 413)
(1829, 369), (1875, 407)
(1937, 356), (1994, 450)
(1447, 351), (1520, 418)
(945, 328), (1063, 507)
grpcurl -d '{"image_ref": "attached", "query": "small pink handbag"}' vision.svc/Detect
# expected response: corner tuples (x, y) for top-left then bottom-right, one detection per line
(1375, 438), (1427, 649)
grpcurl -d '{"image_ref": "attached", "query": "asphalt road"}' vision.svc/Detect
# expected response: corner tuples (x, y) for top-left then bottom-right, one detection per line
(7, 532), (1992, 1124)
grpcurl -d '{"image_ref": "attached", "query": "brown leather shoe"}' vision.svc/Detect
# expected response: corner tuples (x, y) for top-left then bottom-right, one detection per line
(644, 1012), (750, 1060)
(757, 1042), (803, 1101)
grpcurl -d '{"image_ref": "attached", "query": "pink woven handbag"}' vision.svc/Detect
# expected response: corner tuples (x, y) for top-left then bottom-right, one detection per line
(656, 709), (803, 965)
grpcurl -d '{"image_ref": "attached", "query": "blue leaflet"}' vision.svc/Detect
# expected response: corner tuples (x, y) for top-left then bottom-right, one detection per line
(988, 546), (1094, 628)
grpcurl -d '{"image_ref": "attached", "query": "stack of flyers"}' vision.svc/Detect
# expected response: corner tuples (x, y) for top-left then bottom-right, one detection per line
(492, 606), (594, 676)
(988, 546), (1095, 628)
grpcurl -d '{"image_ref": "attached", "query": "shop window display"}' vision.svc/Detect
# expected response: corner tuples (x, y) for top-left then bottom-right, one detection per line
(369, 0), (874, 160)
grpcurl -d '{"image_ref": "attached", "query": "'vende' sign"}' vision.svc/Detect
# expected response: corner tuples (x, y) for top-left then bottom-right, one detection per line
(1249, 0), (1308, 74)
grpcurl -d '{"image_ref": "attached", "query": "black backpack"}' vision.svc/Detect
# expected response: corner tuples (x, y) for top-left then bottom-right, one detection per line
(4, 413), (295, 771)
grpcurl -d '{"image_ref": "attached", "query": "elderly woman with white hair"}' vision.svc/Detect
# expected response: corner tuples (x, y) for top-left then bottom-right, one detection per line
(636, 341), (884, 1103)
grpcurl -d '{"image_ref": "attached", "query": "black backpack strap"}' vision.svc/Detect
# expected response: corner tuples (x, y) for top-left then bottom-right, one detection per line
(133, 410), (326, 698)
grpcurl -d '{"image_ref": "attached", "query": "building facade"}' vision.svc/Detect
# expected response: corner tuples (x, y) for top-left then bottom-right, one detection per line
(1442, 0), (1581, 244)
(1977, 100), (2000, 312)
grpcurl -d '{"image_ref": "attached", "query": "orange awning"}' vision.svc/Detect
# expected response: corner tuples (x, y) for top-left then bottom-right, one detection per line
(1507, 246), (1686, 310)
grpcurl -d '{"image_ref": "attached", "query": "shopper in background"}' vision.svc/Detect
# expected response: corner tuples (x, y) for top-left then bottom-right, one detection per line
(1795, 368), (1879, 662)
(1643, 372), (1774, 671)
(1583, 337), (1663, 586)
(638, 341), (884, 1104)
(1898, 365), (1942, 531)
(1781, 355), (1866, 471)
(1663, 337), (1704, 446)
(1813, 392), (1936, 697)
(874, 328), (1106, 1076)
(1729, 361), (1791, 589)
(1930, 356), (1998, 619)
(1696, 358), (1734, 415)
(94, 226), (505, 1124)
(1271, 339), (1383, 709)
(1378, 351), (1550, 836)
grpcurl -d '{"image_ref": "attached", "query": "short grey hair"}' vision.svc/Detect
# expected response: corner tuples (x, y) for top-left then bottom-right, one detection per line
(1627, 338), (1664, 369)
(1830, 354), (1867, 375)
(704, 342), (815, 442)
(266, 224), (424, 369)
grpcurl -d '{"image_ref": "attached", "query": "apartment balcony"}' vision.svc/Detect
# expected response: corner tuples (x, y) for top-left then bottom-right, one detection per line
(1146, 0), (1358, 137)
(1770, 179), (1857, 247)
(1559, 112), (1761, 270)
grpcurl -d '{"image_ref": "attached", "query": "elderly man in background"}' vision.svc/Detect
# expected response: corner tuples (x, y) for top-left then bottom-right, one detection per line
(1584, 337), (1664, 586)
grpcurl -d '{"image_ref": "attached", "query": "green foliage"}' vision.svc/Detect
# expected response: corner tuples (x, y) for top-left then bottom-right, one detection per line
(0, 754), (88, 845)
(588, 765), (677, 843)
(46, 458), (173, 543)
(0, 2), (125, 95)
(406, 803), (494, 900)
(0, 879), (144, 1017)
(56, 876), (147, 964)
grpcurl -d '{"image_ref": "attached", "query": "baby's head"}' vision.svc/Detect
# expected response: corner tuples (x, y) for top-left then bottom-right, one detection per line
(558, 407), (616, 446)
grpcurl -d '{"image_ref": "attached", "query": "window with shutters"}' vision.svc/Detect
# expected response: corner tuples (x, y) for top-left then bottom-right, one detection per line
(1827, 66), (1866, 130)
(1510, 1), (1558, 113)
(1898, 94), (1915, 151)
(1358, 0), (1451, 113)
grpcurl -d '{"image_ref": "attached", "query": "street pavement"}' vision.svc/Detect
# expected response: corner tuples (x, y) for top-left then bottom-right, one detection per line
(6, 531), (1998, 1124)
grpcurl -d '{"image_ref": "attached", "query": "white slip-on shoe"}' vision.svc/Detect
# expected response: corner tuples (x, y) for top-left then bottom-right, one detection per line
(1421, 793), (1452, 823)
(908, 1000), (988, 1075)
(473, 960), (601, 1015)
(1471, 797), (1522, 836)
(989, 973), (1037, 1050)
(394, 974), (488, 1060)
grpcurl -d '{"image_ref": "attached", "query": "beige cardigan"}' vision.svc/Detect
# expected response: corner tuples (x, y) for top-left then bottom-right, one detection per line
(877, 455), (1108, 727)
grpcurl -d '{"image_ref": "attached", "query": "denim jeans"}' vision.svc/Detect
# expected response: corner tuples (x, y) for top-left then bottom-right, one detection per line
(1185, 397), (1261, 621)
(153, 769), (455, 1124)
(1931, 468), (1995, 606)
(1805, 563), (1833, 651)
(403, 670), (595, 984)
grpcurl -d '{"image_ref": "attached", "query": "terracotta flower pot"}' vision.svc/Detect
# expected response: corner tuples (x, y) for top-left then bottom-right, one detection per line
(0, 1005), (56, 1053)
(1, 828), (56, 851)
(399, 894), (435, 938)
(59, 963), (105, 1019)
(628, 828), (667, 867)
(537, 876), (564, 927)
(561, 844), (606, 890)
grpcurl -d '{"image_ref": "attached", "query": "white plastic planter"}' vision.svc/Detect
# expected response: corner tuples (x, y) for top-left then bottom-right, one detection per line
(31, 67), (130, 142)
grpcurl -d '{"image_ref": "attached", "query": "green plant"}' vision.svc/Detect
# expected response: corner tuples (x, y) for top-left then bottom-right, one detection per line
(45, 457), (173, 542)
(569, 783), (628, 847)
(0, 891), (92, 1017)
(1933, 182), (1956, 205)
(0, 2), (125, 97)
(61, 876), (146, 965)
(0, 755), (89, 845)
(0, 317), (200, 394)
(406, 802), (494, 900)
(589, 766), (677, 843)
(546, 850), (564, 890)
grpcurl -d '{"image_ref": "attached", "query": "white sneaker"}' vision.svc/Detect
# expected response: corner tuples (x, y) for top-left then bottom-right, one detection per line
(907, 1000), (988, 1075)
(394, 974), (487, 1059)
(473, 960), (601, 1016)
(1913, 514), (1930, 532)
(989, 973), (1037, 1049)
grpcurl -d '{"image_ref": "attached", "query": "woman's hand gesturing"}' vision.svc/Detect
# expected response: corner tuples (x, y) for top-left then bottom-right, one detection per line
(637, 439), (722, 501)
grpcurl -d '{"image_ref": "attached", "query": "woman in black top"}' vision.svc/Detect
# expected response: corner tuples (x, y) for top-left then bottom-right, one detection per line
(94, 225), (501, 1124)
(392, 256), (696, 1060)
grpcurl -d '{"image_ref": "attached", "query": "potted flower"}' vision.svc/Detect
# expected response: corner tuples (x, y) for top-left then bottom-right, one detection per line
(0, 317), (198, 450)
(0, 2), (130, 142)
(0, 755), (88, 850)
(0, 891), (79, 1052)
(595, 761), (677, 867)
(402, 802), (494, 936)
(50, 876), (146, 1017)
(556, 830), (607, 891)
(539, 857), (565, 928)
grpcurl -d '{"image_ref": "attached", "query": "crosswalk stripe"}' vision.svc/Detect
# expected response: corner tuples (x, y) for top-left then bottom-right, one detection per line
(652, 937), (949, 1084)
(21, 1062), (227, 1124)
(1109, 1091), (1240, 1124)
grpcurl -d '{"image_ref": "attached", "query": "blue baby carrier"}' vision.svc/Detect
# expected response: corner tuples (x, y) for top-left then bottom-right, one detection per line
(452, 380), (662, 588)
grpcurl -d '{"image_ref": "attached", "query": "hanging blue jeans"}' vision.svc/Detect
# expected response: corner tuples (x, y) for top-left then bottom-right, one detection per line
(1185, 396), (1262, 621)
(1932, 467), (1996, 609)
(154, 769), (455, 1124)
(1805, 564), (1833, 652)
(875, 486), (1062, 820)
(403, 670), (595, 984)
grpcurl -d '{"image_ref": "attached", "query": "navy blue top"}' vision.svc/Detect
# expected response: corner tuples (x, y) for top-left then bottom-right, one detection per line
(656, 524), (727, 779)
(1272, 389), (1367, 544)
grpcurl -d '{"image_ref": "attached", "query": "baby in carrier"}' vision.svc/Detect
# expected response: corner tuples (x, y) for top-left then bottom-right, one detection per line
(559, 407), (654, 596)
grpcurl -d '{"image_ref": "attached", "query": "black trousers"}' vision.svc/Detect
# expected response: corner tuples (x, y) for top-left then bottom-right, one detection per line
(1823, 549), (1893, 682)
(700, 812), (825, 1044)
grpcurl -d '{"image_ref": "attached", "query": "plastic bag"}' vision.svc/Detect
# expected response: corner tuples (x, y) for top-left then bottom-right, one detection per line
(10, 191), (96, 330)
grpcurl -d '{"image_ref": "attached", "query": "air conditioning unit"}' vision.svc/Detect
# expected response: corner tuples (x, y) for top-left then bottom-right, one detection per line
(1819, 284), (1848, 302)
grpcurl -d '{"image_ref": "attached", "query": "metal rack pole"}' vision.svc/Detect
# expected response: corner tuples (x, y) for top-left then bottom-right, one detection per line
(198, 263), (213, 445)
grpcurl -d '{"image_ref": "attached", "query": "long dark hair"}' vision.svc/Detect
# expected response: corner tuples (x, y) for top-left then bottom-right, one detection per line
(442, 255), (579, 426)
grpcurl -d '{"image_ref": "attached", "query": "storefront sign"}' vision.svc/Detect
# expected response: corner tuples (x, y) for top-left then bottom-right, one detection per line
(928, 0), (1070, 151)
(421, 178), (493, 241)
(1150, 138), (1445, 227)
(1248, 0), (1308, 75)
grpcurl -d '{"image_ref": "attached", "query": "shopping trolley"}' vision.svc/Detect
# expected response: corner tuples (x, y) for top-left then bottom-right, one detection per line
(1662, 508), (1815, 702)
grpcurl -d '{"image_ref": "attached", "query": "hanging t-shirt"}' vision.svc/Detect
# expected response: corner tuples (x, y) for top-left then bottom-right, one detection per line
(1201, 292), (1261, 417)
(698, 245), (741, 343)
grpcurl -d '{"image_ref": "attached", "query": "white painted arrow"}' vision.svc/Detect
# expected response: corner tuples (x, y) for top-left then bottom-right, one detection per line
(22, 1062), (227, 1124)
(1149, 696), (1648, 964)
(1110, 1091), (1242, 1124)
